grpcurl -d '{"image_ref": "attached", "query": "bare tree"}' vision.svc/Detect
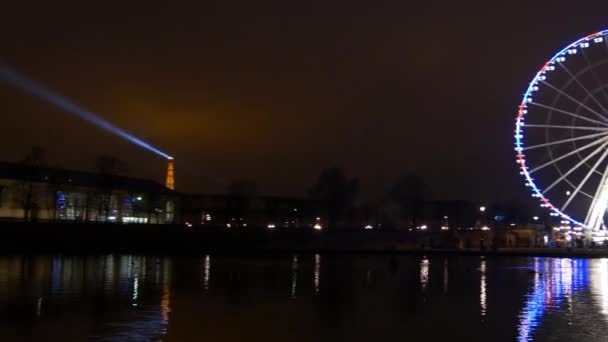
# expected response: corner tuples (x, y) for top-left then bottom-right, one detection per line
(227, 179), (258, 225)
(16, 147), (47, 222)
(95, 155), (127, 222)
(309, 167), (359, 229)
(389, 173), (432, 229)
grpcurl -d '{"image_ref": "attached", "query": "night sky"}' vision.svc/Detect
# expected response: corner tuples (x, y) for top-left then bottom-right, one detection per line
(1, 1), (608, 202)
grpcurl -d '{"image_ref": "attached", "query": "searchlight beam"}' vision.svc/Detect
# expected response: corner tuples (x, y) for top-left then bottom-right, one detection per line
(0, 62), (172, 160)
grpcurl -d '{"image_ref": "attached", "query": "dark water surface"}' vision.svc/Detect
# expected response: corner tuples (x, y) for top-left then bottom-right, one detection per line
(0, 254), (607, 341)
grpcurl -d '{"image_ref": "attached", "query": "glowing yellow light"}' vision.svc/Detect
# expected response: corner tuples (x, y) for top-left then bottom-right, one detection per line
(165, 159), (175, 190)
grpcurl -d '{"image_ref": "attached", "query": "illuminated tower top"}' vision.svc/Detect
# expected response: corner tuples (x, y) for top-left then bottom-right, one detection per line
(165, 157), (175, 190)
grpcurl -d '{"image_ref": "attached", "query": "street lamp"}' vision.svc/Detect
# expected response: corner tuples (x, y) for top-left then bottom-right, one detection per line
(479, 206), (487, 230)
(441, 216), (449, 231)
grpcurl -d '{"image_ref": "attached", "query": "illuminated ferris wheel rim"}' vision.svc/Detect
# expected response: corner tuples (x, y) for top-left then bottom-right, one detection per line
(515, 29), (608, 228)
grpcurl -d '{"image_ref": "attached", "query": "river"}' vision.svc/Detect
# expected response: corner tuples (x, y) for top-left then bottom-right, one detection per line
(0, 254), (606, 341)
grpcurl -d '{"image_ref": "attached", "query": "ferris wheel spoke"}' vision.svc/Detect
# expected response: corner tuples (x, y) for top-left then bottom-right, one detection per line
(529, 101), (608, 127)
(514, 31), (608, 224)
(581, 49), (608, 107)
(539, 81), (608, 123)
(558, 62), (608, 114)
(524, 124), (608, 132)
(530, 136), (608, 174)
(523, 131), (608, 151)
(585, 165), (608, 227)
(542, 140), (608, 194)
(561, 146), (608, 211)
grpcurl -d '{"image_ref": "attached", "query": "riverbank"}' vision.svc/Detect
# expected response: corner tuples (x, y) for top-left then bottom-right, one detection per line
(0, 222), (606, 257)
(417, 248), (608, 258)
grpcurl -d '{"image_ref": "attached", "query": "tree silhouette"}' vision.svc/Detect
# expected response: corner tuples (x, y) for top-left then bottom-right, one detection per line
(96, 155), (128, 175)
(16, 146), (47, 222)
(390, 173), (432, 229)
(226, 179), (258, 225)
(309, 167), (359, 229)
(95, 155), (128, 222)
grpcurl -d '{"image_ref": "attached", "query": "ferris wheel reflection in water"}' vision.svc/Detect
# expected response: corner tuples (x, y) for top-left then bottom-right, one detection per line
(514, 258), (608, 342)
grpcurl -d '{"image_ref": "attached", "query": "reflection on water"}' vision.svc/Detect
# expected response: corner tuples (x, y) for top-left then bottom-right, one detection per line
(593, 259), (608, 316)
(443, 258), (448, 294)
(132, 275), (139, 307)
(517, 258), (589, 342)
(313, 254), (321, 295)
(420, 257), (429, 290)
(202, 255), (211, 291)
(480, 258), (487, 318)
(0, 255), (172, 341)
(161, 259), (171, 327)
(4, 255), (608, 341)
(291, 255), (298, 299)
(36, 297), (42, 317)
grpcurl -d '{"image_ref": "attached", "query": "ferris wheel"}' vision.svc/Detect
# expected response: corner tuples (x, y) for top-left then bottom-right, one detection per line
(515, 29), (608, 232)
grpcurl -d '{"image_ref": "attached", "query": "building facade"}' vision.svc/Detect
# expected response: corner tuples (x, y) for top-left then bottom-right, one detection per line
(0, 162), (176, 224)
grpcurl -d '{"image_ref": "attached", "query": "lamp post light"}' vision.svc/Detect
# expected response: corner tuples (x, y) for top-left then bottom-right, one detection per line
(314, 217), (322, 230)
(479, 206), (487, 229)
(441, 216), (449, 231)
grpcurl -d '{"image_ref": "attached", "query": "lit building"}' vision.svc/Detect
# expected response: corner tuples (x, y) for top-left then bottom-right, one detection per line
(0, 161), (176, 223)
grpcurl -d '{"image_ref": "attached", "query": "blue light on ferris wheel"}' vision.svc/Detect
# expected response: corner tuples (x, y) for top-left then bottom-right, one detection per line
(513, 28), (608, 229)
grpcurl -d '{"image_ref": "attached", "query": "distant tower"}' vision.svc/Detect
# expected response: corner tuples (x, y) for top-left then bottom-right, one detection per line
(165, 157), (175, 190)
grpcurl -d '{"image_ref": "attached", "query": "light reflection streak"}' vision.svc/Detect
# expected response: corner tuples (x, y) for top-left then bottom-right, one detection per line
(0, 255), (174, 341)
(51, 257), (62, 296)
(420, 257), (429, 290)
(314, 254), (321, 294)
(132, 276), (139, 307)
(119, 256), (132, 295)
(160, 259), (171, 333)
(203, 255), (211, 291)
(480, 259), (487, 317)
(517, 258), (588, 342)
(103, 254), (114, 293)
(291, 255), (298, 299)
(591, 258), (608, 316)
(36, 297), (43, 316)
(443, 258), (448, 294)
